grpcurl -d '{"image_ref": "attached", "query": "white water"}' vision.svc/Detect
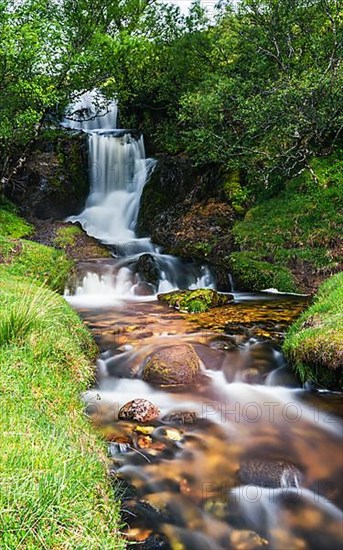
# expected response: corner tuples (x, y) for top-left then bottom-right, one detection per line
(64, 91), (215, 302)
(62, 89), (118, 131)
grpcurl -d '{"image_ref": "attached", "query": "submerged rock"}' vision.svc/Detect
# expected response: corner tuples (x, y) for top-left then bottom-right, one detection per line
(162, 410), (198, 425)
(118, 399), (160, 423)
(238, 459), (303, 488)
(158, 288), (233, 313)
(229, 529), (269, 549)
(209, 334), (238, 351)
(134, 281), (156, 296)
(143, 345), (201, 387)
(241, 367), (264, 384)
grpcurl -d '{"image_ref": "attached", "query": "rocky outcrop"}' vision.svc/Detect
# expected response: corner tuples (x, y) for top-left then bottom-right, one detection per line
(11, 129), (89, 220)
(143, 344), (201, 387)
(135, 253), (160, 290)
(137, 155), (237, 289)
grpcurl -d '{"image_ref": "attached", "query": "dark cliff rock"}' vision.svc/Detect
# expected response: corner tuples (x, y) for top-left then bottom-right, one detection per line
(137, 155), (237, 288)
(9, 129), (89, 220)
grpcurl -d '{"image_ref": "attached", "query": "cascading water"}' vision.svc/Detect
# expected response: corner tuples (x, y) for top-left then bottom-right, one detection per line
(63, 91), (214, 303)
(61, 92), (343, 549)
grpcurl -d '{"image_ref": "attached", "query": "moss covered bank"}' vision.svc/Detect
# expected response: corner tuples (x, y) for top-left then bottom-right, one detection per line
(138, 153), (342, 294)
(0, 203), (124, 548)
(283, 273), (343, 389)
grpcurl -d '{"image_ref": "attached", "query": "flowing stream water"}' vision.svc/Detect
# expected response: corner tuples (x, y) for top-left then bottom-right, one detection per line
(63, 93), (343, 549)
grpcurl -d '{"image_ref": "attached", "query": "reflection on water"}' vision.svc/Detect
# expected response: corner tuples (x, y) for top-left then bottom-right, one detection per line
(74, 290), (342, 550)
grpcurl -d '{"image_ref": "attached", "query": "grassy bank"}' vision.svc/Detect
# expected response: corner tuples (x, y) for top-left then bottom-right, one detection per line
(283, 273), (343, 389)
(230, 154), (342, 293)
(0, 204), (125, 548)
(0, 201), (73, 292)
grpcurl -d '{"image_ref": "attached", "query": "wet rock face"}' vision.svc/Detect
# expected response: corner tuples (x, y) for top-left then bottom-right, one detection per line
(136, 155), (236, 290)
(238, 459), (303, 488)
(158, 288), (233, 313)
(135, 254), (160, 290)
(11, 129), (89, 220)
(143, 345), (201, 387)
(137, 155), (195, 236)
(146, 200), (235, 271)
(118, 399), (160, 423)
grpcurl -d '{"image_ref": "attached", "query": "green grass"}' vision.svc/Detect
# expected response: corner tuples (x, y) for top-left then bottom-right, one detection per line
(229, 251), (298, 293)
(283, 272), (343, 389)
(0, 239), (73, 292)
(230, 153), (342, 292)
(0, 203), (33, 238)
(0, 203), (73, 293)
(0, 204), (125, 548)
(53, 225), (83, 249)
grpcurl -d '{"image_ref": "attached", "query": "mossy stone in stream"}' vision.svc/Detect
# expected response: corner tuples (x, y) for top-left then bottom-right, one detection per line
(143, 345), (201, 387)
(157, 288), (233, 313)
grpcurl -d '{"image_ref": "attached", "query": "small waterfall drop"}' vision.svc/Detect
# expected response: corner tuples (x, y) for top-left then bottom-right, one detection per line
(63, 91), (214, 302)
(62, 89), (118, 131)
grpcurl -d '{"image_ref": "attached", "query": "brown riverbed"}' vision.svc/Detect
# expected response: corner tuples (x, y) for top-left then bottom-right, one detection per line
(66, 279), (343, 550)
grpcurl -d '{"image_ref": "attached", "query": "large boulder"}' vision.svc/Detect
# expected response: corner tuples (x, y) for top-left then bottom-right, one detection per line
(158, 288), (233, 313)
(143, 344), (201, 387)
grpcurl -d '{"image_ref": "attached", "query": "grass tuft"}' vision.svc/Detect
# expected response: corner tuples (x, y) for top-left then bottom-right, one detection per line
(54, 225), (83, 248)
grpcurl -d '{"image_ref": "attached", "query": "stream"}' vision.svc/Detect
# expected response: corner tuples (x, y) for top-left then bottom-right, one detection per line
(63, 92), (343, 549)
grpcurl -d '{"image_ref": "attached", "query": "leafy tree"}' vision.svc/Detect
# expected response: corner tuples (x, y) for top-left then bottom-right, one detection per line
(112, 0), (342, 195)
(0, 0), (156, 192)
(176, 0), (342, 193)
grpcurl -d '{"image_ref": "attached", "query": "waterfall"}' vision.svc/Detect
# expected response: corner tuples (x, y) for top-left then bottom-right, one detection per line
(63, 90), (214, 302)
(68, 132), (155, 246)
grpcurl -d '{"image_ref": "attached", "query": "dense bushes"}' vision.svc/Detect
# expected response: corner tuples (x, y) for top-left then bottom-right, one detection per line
(115, 0), (342, 197)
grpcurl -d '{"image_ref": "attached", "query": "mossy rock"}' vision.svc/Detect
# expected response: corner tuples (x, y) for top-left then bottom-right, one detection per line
(143, 344), (201, 387)
(10, 130), (89, 220)
(157, 288), (233, 313)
